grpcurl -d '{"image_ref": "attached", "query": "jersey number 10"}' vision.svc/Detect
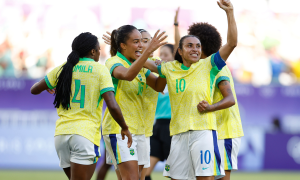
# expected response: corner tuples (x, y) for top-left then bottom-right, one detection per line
(72, 79), (85, 108)
(176, 79), (186, 93)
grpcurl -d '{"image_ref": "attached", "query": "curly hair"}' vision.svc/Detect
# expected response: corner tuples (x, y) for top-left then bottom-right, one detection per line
(188, 22), (222, 57)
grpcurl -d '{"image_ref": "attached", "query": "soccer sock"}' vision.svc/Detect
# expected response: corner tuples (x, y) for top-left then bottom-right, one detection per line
(145, 176), (151, 180)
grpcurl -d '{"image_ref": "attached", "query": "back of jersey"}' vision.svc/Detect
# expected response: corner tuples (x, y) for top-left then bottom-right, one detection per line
(45, 57), (114, 146)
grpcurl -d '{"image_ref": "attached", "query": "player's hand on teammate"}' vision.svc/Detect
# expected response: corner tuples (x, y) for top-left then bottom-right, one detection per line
(145, 30), (168, 54)
(102, 31), (112, 45)
(121, 128), (133, 148)
(155, 59), (162, 66)
(197, 100), (211, 113)
(217, 0), (233, 11)
(46, 88), (55, 94)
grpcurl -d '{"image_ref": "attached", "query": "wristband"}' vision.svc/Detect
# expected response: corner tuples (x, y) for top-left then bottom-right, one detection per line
(174, 23), (178, 26)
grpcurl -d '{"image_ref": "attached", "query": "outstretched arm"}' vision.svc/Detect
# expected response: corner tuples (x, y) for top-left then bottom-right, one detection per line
(197, 80), (235, 113)
(218, 0), (237, 61)
(103, 91), (132, 148)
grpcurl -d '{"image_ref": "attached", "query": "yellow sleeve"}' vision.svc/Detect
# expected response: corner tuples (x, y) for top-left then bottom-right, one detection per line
(105, 57), (124, 75)
(44, 64), (64, 89)
(99, 66), (115, 97)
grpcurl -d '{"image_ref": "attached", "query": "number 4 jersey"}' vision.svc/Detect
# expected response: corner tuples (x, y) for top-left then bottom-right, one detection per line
(158, 51), (226, 136)
(45, 57), (114, 146)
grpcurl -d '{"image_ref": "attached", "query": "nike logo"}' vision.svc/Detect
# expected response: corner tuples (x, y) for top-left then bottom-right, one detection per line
(202, 167), (209, 170)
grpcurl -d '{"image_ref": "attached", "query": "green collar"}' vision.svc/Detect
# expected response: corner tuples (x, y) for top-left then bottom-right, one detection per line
(79, 57), (94, 62)
(181, 63), (190, 70)
(117, 51), (132, 65)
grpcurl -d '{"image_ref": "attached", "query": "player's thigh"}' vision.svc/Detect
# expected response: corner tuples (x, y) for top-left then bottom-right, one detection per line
(103, 134), (138, 170)
(163, 132), (190, 180)
(118, 160), (139, 180)
(190, 130), (222, 178)
(70, 161), (97, 180)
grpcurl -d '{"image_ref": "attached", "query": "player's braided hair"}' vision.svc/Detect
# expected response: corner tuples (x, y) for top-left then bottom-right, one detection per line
(54, 32), (98, 110)
(174, 35), (200, 63)
(188, 22), (222, 57)
(110, 25), (137, 56)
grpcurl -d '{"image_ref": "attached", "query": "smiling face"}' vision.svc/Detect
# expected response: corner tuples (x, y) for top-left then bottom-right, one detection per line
(140, 31), (153, 57)
(120, 29), (143, 61)
(178, 37), (201, 65)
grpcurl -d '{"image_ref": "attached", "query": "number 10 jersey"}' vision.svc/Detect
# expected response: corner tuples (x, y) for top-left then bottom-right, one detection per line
(45, 57), (114, 146)
(158, 52), (226, 136)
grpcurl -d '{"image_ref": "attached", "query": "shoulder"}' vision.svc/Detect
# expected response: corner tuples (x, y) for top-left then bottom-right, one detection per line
(149, 57), (161, 61)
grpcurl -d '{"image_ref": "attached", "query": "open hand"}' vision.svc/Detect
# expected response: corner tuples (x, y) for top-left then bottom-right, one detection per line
(217, 0), (233, 11)
(145, 30), (168, 54)
(102, 31), (112, 45)
(121, 128), (133, 148)
(197, 100), (211, 113)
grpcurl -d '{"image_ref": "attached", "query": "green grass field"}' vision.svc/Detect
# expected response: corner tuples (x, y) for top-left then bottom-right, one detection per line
(0, 170), (299, 180)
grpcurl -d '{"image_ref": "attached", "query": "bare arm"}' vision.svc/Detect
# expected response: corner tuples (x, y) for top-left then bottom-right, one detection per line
(146, 73), (166, 92)
(218, 0), (237, 61)
(197, 80), (235, 113)
(103, 91), (132, 148)
(30, 79), (51, 95)
(173, 7), (180, 57)
(144, 60), (159, 74)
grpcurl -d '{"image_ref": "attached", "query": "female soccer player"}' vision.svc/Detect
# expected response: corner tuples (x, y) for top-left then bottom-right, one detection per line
(143, 0), (237, 179)
(101, 25), (167, 180)
(188, 7), (244, 180)
(30, 32), (132, 180)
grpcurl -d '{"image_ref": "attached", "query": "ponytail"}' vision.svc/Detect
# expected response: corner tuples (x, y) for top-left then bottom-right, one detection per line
(54, 32), (98, 110)
(110, 25), (137, 57)
(174, 48), (183, 63)
(110, 30), (119, 56)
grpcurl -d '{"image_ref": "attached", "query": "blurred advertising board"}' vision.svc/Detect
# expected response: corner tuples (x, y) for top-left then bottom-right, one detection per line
(0, 79), (300, 170)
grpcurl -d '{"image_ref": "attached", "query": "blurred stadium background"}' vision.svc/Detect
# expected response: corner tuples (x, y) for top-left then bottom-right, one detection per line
(0, 0), (300, 179)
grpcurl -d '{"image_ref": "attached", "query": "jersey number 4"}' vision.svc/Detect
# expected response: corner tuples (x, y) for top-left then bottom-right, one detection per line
(72, 79), (85, 108)
(176, 79), (186, 93)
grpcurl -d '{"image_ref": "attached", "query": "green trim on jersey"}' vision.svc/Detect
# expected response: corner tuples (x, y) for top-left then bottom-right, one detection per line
(117, 51), (132, 65)
(209, 54), (220, 95)
(79, 57), (94, 62)
(145, 69), (151, 78)
(157, 65), (166, 78)
(97, 87), (115, 108)
(110, 63), (124, 75)
(181, 64), (190, 70)
(44, 75), (55, 89)
(216, 76), (230, 89)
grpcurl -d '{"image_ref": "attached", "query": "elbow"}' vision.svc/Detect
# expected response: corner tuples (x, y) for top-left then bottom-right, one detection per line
(30, 87), (38, 95)
(229, 98), (236, 107)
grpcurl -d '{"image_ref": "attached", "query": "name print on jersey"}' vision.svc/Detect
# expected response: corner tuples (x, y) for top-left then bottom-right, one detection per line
(73, 65), (93, 73)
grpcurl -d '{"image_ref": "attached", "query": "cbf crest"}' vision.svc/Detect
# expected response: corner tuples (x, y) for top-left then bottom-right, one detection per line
(130, 148), (135, 156)
(165, 164), (170, 171)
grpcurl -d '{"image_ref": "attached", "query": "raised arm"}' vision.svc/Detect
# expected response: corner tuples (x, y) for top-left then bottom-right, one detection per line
(173, 7), (180, 57)
(197, 80), (235, 113)
(218, 0), (237, 61)
(103, 91), (132, 148)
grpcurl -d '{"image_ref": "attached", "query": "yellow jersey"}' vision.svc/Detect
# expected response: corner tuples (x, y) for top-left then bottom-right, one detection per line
(144, 57), (160, 137)
(158, 52), (226, 136)
(45, 57), (115, 146)
(102, 52), (151, 135)
(213, 66), (244, 139)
